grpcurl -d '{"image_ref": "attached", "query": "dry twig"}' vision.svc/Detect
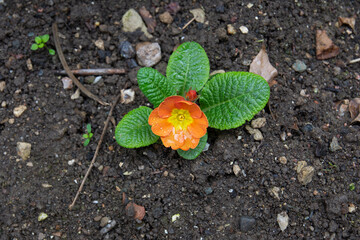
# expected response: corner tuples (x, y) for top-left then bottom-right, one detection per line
(54, 68), (126, 76)
(69, 94), (121, 210)
(52, 23), (109, 106)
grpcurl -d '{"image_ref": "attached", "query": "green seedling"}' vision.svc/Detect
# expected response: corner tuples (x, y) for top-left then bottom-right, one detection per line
(83, 124), (93, 147)
(349, 183), (355, 191)
(30, 34), (56, 55)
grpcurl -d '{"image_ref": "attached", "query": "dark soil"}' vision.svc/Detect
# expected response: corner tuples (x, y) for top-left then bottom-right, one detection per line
(1, 0), (360, 239)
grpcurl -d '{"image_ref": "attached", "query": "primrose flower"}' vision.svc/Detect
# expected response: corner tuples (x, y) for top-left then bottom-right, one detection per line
(148, 96), (208, 151)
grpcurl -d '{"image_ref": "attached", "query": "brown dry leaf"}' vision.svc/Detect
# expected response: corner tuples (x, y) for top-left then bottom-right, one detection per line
(125, 202), (146, 220)
(349, 98), (360, 123)
(190, 8), (205, 23)
(249, 45), (278, 87)
(338, 16), (356, 31)
(139, 6), (156, 33)
(316, 30), (340, 60)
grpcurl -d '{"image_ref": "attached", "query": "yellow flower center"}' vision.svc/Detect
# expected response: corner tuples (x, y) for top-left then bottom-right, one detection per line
(168, 108), (193, 130)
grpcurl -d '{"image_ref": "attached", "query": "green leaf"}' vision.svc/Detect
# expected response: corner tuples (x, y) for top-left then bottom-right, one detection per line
(177, 133), (208, 160)
(138, 67), (176, 108)
(115, 106), (159, 148)
(83, 134), (89, 139)
(166, 42), (210, 96)
(200, 72), (270, 130)
(41, 34), (49, 43)
(88, 133), (93, 138)
(86, 124), (92, 133)
(31, 44), (39, 50)
(83, 138), (90, 147)
(38, 43), (45, 48)
(35, 36), (42, 44)
(48, 49), (56, 55)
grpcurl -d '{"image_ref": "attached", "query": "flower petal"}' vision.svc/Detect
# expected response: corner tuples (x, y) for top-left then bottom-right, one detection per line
(187, 113), (208, 138)
(174, 101), (202, 118)
(161, 129), (185, 150)
(180, 130), (200, 151)
(158, 96), (185, 118)
(149, 108), (173, 136)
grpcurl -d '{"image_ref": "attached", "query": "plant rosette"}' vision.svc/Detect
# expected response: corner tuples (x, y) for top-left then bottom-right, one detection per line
(30, 34), (56, 55)
(115, 42), (270, 160)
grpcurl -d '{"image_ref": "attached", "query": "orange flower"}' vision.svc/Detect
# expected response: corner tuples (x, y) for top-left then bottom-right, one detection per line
(148, 96), (208, 151)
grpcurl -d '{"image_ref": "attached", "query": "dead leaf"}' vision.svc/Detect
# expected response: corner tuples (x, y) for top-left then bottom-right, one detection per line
(139, 6), (156, 33)
(349, 98), (360, 123)
(125, 202), (146, 220)
(249, 45), (278, 87)
(338, 16), (356, 31)
(316, 30), (340, 60)
(190, 8), (205, 23)
(166, 2), (181, 15)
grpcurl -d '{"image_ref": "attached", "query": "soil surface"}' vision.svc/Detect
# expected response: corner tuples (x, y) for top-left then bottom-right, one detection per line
(1, 0), (360, 239)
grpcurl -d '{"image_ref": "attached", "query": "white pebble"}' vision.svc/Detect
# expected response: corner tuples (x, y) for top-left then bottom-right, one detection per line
(277, 211), (289, 231)
(239, 26), (249, 34)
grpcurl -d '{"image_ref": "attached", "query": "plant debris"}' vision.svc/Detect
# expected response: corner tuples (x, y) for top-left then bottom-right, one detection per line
(315, 30), (340, 60)
(139, 6), (156, 33)
(249, 45), (278, 87)
(349, 98), (360, 123)
(337, 16), (356, 31)
(125, 202), (146, 220)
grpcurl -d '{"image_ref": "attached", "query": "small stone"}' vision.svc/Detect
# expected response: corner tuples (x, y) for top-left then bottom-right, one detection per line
(38, 233), (46, 240)
(163, 171), (169, 177)
(242, 59), (252, 66)
(94, 39), (105, 50)
(292, 60), (307, 72)
(277, 211), (289, 231)
(279, 156), (287, 164)
(330, 136), (342, 152)
(159, 11), (173, 24)
(13, 105), (27, 117)
(233, 164), (241, 177)
(247, 3), (254, 8)
(120, 89), (135, 104)
(26, 58), (33, 71)
(100, 220), (116, 235)
(61, 77), (73, 90)
(38, 212), (48, 222)
(348, 203), (356, 213)
(251, 117), (266, 129)
(119, 41), (135, 59)
(8, 118), (14, 124)
(269, 187), (281, 200)
(333, 66), (341, 76)
(239, 26), (249, 34)
(68, 159), (76, 166)
(227, 24), (236, 35)
(122, 9), (152, 38)
(136, 42), (161, 67)
(99, 24), (108, 32)
(100, 217), (110, 227)
(26, 162), (34, 167)
(17, 142), (31, 160)
(204, 187), (213, 195)
(94, 215), (102, 222)
(1, 101), (6, 108)
(239, 216), (256, 232)
(71, 89), (80, 100)
(298, 165), (315, 185)
(245, 125), (264, 141)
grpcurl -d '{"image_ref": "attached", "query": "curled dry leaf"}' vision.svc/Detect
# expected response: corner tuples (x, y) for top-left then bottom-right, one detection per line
(338, 16), (356, 31)
(249, 45), (278, 87)
(316, 30), (340, 60)
(190, 8), (205, 23)
(139, 6), (156, 33)
(125, 202), (146, 220)
(349, 98), (360, 123)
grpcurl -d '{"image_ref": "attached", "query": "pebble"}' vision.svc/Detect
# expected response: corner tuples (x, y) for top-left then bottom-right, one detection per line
(245, 125), (264, 141)
(121, 89), (135, 104)
(227, 24), (236, 35)
(26, 162), (33, 167)
(8, 118), (14, 124)
(17, 142), (32, 160)
(94, 39), (105, 50)
(279, 156), (287, 164)
(38, 233), (46, 240)
(239, 26), (249, 34)
(159, 11), (173, 24)
(297, 161), (315, 185)
(68, 159), (76, 165)
(269, 186), (281, 200)
(292, 60), (307, 72)
(239, 216), (256, 232)
(204, 187), (213, 195)
(13, 105), (27, 117)
(0, 81), (5, 92)
(1, 101), (6, 108)
(329, 136), (342, 152)
(119, 41), (135, 59)
(251, 117), (266, 129)
(71, 89), (80, 100)
(122, 9), (152, 38)
(136, 42), (161, 67)
(333, 66), (341, 76)
(100, 217), (111, 227)
(277, 211), (289, 231)
(100, 220), (116, 235)
(38, 212), (48, 221)
(348, 203), (356, 213)
(233, 164), (241, 177)
(94, 215), (102, 222)
(61, 77), (73, 90)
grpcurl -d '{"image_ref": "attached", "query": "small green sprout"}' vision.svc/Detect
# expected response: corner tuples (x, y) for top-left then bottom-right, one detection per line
(349, 183), (355, 191)
(83, 124), (93, 147)
(30, 34), (55, 55)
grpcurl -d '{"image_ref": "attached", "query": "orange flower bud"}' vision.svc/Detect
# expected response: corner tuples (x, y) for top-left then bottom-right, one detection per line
(185, 88), (198, 102)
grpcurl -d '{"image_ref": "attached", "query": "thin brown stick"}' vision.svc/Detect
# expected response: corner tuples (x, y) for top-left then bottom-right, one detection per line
(52, 23), (109, 106)
(69, 94), (121, 210)
(54, 68), (126, 76)
(182, 17), (195, 30)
